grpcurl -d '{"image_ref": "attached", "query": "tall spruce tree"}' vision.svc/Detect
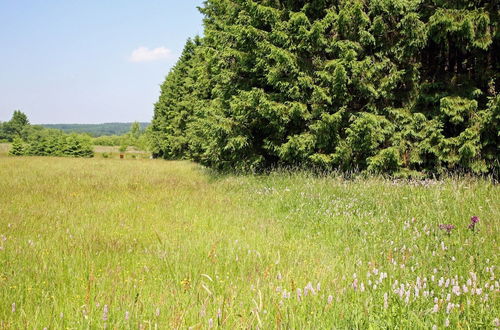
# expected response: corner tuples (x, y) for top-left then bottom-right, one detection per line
(150, 0), (499, 176)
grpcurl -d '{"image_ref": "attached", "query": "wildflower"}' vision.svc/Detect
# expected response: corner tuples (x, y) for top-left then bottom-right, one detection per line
(217, 308), (222, 320)
(446, 302), (454, 313)
(452, 285), (461, 296)
(125, 311), (130, 321)
(328, 295), (333, 305)
(82, 307), (88, 320)
(208, 318), (214, 329)
(383, 293), (388, 309)
(493, 318), (500, 327)
(432, 325), (438, 330)
(352, 279), (358, 291)
(439, 224), (455, 234)
(445, 318), (450, 327)
(103, 305), (109, 322)
(297, 288), (302, 300)
(155, 308), (160, 317)
(432, 303), (439, 313)
(468, 216), (479, 231)
(304, 282), (315, 296)
(12, 303), (15, 313)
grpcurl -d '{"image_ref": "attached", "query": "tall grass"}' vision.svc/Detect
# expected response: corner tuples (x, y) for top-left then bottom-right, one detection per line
(0, 155), (498, 328)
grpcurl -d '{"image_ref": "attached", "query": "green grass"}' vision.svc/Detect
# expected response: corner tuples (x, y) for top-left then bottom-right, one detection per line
(0, 143), (151, 159)
(0, 154), (498, 328)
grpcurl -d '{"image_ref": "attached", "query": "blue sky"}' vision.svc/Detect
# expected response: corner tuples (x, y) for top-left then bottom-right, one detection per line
(0, 0), (204, 124)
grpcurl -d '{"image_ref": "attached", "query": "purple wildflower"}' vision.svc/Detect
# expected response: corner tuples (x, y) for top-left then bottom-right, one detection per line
(439, 224), (455, 234)
(468, 216), (479, 231)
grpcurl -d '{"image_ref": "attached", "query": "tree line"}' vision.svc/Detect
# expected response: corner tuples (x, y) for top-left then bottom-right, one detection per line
(42, 122), (149, 137)
(1, 111), (94, 158)
(149, 0), (499, 176)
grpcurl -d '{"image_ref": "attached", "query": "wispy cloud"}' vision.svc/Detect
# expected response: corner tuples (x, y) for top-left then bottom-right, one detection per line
(129, 46), (174, 62)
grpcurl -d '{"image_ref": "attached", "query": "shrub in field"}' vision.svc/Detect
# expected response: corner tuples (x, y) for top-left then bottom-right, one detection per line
(60, 134), (94, 157)
(12, 130), (93, 158)
(3, 111), (94, 158)
(150, 0), (499, 176)
(92, 135), (124, 146)
(9, 137), (25, 156)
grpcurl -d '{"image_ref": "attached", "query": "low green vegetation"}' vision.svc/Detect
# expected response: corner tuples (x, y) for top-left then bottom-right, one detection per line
(2, 112), (149, 156)
(93, 145), (150, 159)
(2, 111), (94, 158)
(0, 154), (497, 328)
(9, 132), (93, 158)
(149, 0), (499, 176)
(90, 122), (149, 151)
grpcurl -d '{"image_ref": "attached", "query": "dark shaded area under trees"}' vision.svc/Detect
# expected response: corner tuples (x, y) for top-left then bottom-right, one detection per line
(150, 0), (499, 176)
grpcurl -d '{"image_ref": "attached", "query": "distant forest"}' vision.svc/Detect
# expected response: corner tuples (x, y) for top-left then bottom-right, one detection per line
(42, 123), (150, 137)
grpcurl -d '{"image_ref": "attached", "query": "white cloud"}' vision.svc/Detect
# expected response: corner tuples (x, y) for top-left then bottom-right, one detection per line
(129, 46), (174, 62)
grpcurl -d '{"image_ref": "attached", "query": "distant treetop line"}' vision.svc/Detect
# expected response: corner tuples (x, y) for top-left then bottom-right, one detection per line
(42, 123), (150, 137)
(150, 0), (499, 176)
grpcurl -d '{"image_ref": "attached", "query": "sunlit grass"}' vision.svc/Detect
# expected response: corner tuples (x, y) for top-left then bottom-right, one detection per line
(0, 154), (498, 328)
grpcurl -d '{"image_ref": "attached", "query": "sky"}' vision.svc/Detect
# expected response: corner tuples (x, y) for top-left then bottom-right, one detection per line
(0, 0), (204, 124)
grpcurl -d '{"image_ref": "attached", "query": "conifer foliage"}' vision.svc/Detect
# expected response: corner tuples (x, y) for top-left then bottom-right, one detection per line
(150, 0), (499, 175)
(3, 111), (94, 158)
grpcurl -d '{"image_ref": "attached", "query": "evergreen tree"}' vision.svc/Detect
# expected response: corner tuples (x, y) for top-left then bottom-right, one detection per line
(150, 0), (499, 176)
(9, 137), (25, 156)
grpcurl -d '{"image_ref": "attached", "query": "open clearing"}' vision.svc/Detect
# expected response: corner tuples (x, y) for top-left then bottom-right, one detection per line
(0, 155), (498, 328)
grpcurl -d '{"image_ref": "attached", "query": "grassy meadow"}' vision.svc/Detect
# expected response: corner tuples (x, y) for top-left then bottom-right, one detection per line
(0, 150), (498, 328)
(93, 145), (150, 160)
